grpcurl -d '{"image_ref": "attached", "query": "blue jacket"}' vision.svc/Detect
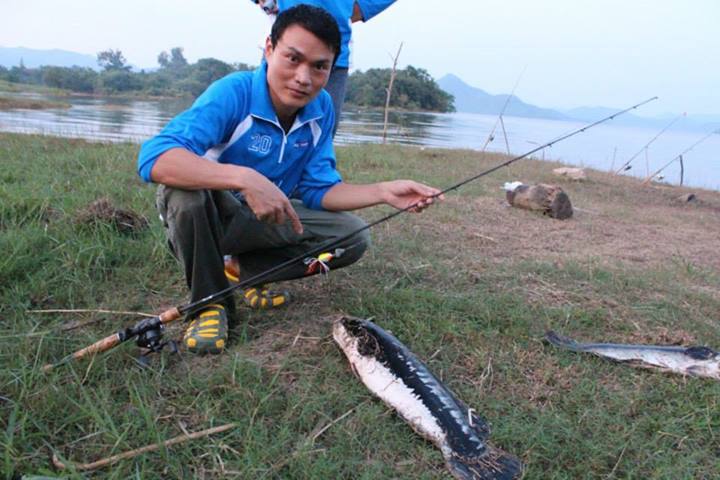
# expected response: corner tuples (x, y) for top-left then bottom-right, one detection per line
(278, 0), (396, 68)
(356, 0), (396, 21)
(137, 64), (342, 210)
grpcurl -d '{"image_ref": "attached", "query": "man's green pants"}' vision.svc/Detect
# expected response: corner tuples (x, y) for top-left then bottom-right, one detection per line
(156, 186), (371, 318)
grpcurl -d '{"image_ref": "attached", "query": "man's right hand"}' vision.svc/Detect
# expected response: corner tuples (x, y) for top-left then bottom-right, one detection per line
(150, 149), (303, 234)
(240, 169), (303, 234)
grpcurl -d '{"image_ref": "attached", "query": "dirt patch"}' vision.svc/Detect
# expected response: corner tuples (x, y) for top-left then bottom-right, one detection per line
(488, 343), (585, 408)
(410, 173), (720, 271)
(75, 197), (149, 234)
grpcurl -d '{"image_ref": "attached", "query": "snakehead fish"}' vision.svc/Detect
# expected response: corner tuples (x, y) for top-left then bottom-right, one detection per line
(545, 331), (720, 380)
(333, 316), (523, 480)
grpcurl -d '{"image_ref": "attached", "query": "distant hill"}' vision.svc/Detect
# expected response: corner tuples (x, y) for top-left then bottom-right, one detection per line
(437, 74), (568, 120)
(438, 74), (720, 132)
(0, 46), (98, 69)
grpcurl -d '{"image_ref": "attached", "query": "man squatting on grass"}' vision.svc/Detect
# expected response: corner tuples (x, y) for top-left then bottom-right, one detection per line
(137, 5), (441, 354)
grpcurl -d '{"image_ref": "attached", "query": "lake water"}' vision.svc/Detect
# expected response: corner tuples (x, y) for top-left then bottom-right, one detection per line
(1, 94), (718, 190)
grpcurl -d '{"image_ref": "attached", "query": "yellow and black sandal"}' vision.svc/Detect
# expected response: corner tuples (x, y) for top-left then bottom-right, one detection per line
(183, 304), (228, 354)
(243, 285), (290, 310)
(224, 256), (290, 310)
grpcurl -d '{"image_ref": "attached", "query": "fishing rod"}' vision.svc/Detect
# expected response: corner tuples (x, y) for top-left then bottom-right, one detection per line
(614, 112), (685, 174)
(641, 128), (719, 185)
(42, 96), (658, 372)
(480, 66), (527, 152)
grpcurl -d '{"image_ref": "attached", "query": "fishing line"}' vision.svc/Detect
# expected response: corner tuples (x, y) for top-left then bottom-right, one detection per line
(614, 112), (686, 174)
(43, 96), (658, 370)
(642, 127), (720, 184)
(181, 96), (659, 317)
(480, 65), (527, 152)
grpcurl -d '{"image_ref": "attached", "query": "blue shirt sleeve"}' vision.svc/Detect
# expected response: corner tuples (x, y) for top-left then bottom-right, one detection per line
(137, 75), (244, 182)
(356, 0), (396, 21)
(294, 104), (342, 210)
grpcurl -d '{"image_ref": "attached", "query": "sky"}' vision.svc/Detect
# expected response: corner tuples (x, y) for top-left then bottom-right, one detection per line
(2, 0), (719, 116)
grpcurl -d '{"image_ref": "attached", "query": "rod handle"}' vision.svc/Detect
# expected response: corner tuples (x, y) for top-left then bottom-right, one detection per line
(159, 307), (181, 324)
(42, 308), (182, 373)
(42, 333), (122, 372)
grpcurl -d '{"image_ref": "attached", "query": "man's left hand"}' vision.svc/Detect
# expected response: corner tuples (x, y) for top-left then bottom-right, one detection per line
(380, 180), (444, 213)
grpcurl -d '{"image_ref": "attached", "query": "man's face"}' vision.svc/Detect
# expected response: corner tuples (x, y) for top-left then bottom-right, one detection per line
(264, 25), (334, 120)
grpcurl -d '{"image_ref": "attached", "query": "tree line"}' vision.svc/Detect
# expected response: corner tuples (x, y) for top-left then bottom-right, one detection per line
(0, 48), (251, 97)
(0, 48), (454, 112)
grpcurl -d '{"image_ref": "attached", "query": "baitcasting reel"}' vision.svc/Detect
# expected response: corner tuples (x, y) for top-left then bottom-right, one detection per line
(131, 317), (177, 367)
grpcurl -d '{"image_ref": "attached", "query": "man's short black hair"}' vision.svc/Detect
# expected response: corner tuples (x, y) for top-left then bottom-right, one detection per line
(270, 4), (341, 65)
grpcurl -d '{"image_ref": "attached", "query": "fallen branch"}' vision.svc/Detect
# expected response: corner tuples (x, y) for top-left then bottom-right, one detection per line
(52, 423), (236, 471)
(30, 309), (155, 317)
(28, 309), (155, 331)
(310, 404), (360, 443)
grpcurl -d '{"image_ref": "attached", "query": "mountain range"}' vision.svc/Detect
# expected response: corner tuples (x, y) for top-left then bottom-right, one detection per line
(0, 46), (98, 70)
(437, 74), (568, 120)
(438, 73), (720, 131)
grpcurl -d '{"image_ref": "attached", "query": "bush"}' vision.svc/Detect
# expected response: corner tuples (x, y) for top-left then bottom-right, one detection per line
(346, 65), (455, 112)
(97, 70), (143, 93)
(41, 66), (97, 93)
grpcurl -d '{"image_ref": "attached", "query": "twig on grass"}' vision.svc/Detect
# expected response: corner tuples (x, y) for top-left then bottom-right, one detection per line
(29, 308), (155, 317)
(30, 309), (155, 331)
(310, 403), (364, 444)
(51, 423), (236, 471)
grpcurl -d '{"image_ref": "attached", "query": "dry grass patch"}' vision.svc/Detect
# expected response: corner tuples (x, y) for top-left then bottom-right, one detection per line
(0, 95), (70, 110)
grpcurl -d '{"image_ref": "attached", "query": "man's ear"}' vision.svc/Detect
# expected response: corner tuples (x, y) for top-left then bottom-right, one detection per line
(264, 36), (273, 61)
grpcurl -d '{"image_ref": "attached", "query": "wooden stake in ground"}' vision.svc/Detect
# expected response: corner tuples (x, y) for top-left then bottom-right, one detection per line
(679, 155), (684, 185)
(382, 42), (403, 144)
(480, 66), (526, 152)
(51, 423), (236, 471)
(499, 115), (511, 155)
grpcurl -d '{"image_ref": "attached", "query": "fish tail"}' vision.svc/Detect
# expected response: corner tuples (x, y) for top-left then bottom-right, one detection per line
(446, 446), (523, 480)
(544, 330), (584, 351)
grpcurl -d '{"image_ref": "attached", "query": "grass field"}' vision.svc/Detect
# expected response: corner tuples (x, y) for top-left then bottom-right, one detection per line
(1, 132), (719, 479)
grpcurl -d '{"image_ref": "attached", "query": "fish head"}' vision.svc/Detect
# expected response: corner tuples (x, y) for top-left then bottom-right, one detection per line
(332, 316), (386, 358)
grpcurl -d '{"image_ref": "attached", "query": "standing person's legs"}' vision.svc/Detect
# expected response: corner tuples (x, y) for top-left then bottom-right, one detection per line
(324, 67), (349, 138)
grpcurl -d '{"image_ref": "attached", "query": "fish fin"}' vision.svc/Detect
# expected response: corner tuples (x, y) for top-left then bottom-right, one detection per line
(446, 446), (523, 480)
(544, 330), (583, 351)
(684, 346), (717, 360)
(468, 410), (491, 440)
(454, 398), (492, 440)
